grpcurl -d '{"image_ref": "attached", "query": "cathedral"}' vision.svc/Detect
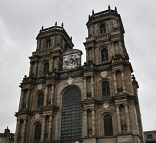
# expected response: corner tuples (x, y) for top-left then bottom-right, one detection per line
(15, 6), (144, 143)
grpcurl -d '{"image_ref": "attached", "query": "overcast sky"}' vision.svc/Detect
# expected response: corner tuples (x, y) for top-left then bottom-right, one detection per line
(0, 0), (156, 133)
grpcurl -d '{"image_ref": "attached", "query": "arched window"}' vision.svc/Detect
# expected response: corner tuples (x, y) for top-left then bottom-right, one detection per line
(101, 48), (108, 63)
(100, 24), (106, 34)
(34, 123), (41, 143)
(61, 86), (82, 142)
(104, 114), (113, 136)
(37, 92), (44, 109)
(43, 63), (49, 75)
(102, 81), (110, 98)
(46, 39), (51, 48)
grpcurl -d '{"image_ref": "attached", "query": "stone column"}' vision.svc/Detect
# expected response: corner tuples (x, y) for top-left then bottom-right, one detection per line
(132, 106), (139, 134)
(51, 84), (54, 105)
(48, 116), (53, 141)
(15, 119), (20, 143)
(112, 42), (115, 57)
(44, 86), (48, 107)
(91, 76), (94, 98)
(92, 47), (95, 63)
(125, 105), (131, 132)
(21, 119), (26, 143)
(41, 117), (46, 142)
(121, 71), (126, 92)
(113, 72), (117, 94)
(56, 56), (59, 71)
(35, 61), (39, 77)
(38, 62), (42, 77)
(83, 110), (88, 137)
(19, 90), (26, 110)
(92, 109), (96, 136)
(83, 78), (87, 99)
(116, 106), (121, 133)
(26, 90), (30, 109)
(29, 63), (33, 76)
(119, 41), (123, 56)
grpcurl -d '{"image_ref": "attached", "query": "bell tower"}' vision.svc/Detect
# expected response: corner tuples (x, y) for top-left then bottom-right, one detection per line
(84, 6), (128, 65)
(15, 23), (74, 143)
(29, 23), (74, 77)
(83, 6), (144, 143)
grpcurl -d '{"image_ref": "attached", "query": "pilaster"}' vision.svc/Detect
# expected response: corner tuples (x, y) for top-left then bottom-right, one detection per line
(116, 106), (121, 133)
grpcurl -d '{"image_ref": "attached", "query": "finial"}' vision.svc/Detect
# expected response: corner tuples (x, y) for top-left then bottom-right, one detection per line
(132, 75), (135, 80)
(55, 21), (57, 26)
(61, 23), (64, 27)
(115, 7), (117, 12)
(92, 10), (94, 15)
(41, 26), (44, 30)
(7, 126), (9, 130)
(88, 14), (91, 19)
(108, 5), (110, 10)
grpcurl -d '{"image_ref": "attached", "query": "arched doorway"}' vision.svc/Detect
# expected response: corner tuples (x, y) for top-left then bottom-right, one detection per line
(61, 86), (82, 142)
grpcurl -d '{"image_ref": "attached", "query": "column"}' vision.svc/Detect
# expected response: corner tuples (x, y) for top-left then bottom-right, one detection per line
(29, 63), (33, 76)
(48, 116), (52, 140)
(92, 47), (95, 63)
(91, 76), (94, 98)
(56, 56), (59, 71)
(112, 42), (115, 57)
(35, 62), (38, 77)
(41, 117), (46, 141)
(19, 90), (24, 110)
(51, 84), (54, 105)
(83, 78), (87, 99)
(125, 105), (131, 132)
(15, 119), (20, 143)
(119, 41), (123, 56)
(49, 59), (52, 72)
(92, 110), (96, 136)
(26, 90), (30, 109)
(121, 71), (126, 92)
(116, 106), (121, 133)
(113, 72), (117, 94)
(133, 106), (139, 134)
(21, 119), (26, 143)
(44, 86), (48, 107)
(83, 110), (87, 137)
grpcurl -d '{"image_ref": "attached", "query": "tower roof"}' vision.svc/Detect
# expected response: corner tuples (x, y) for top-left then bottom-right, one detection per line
(36, 24), (74, 47)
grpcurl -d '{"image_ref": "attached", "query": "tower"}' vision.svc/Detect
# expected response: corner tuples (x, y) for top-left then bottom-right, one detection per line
(15, 6), (144, 143)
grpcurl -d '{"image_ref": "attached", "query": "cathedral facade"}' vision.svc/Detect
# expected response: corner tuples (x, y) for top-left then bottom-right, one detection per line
(15, 7), (144, 143)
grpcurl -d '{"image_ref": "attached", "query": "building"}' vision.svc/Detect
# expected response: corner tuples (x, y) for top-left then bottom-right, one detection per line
(15, 6), (144, 143)
(0, 127), (14, 143)
(144, 131), (156, 143)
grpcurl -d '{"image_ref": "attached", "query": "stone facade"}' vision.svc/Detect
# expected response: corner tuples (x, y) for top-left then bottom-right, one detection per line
(15, 6), (144, 143)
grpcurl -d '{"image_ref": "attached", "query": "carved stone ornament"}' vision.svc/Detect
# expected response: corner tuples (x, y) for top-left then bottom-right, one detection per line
(63, 49), (82, 70)
(101, 71), (107, 78)
(38, 84), (42, 89)
(103, 102), (109, 110)
(67, 77), (74, 85)
(35, 113), (40, 119)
